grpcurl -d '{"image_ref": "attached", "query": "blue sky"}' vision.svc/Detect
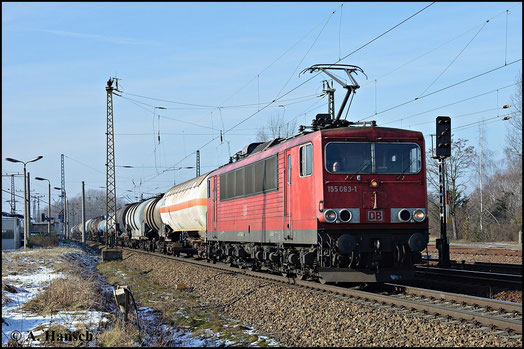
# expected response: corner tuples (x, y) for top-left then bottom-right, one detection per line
(2, 2), (522, 213)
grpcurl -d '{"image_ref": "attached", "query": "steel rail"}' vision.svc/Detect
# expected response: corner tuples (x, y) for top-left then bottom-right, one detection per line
(420, 258), (522, 275)
(111, 246), (522, 334)
(415, 266), (522, 288)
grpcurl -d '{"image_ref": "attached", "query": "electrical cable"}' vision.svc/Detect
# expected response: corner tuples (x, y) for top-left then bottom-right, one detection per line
(359, 59), (522, 121)
(417, 20), (489, 97)
(274, 8), (336, 100)
(122, 2), (437, 187)
(360, 5), (518, 89)
(383, 82), (519, 126)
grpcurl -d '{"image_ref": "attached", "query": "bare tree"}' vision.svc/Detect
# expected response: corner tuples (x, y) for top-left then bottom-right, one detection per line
(41, 189), (126, 229)
(505, 73), (522, 160)
(256, 112), (297, 142)
(426, 137), (475, 240)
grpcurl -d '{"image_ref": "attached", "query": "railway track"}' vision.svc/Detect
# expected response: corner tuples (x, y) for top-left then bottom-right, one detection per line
(425, 248), (521, 258)
(414, 265), (522, 289)
(110, 246), (522, 335)
(420, 258), (522, 275)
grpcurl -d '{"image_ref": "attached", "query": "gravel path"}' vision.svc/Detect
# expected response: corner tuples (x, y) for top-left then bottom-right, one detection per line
(121, 250), (522, 347)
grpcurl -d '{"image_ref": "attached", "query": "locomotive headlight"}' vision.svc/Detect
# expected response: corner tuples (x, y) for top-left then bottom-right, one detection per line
(324, 209), (337, 223)
(398, 209), (412, 222)
(370, 179), (380, 188)
(339, 209), (352, 223)
(413, 209), (426, 222)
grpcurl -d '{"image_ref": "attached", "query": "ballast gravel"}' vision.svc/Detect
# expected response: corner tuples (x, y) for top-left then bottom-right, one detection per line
(121, 250), (522, 347)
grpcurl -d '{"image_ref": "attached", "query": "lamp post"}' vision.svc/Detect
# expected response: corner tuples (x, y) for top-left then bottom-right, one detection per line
(54, 186), (67, 239)
(5, 156), (43, 248)
(35, 177), (51, 235)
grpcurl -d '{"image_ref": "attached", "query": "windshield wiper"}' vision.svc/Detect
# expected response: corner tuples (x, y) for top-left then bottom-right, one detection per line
(396, 157), (418, 180)
(349, 160), (371, 179)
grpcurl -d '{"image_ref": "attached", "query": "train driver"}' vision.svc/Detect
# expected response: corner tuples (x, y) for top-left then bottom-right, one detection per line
(332, 161), (341, 172)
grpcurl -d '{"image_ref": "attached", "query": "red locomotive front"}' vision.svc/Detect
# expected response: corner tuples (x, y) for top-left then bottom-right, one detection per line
(314, 125), (429, 282)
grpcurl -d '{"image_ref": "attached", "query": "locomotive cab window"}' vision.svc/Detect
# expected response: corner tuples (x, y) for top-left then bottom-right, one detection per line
(375, 143), (421, 174)
(325, 142), (421, 174)
(326, 142), (371, 174)
(299, 143), (313, 177)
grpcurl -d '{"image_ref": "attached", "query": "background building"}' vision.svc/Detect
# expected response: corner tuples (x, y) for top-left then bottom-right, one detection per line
(2, 214), (23, 250)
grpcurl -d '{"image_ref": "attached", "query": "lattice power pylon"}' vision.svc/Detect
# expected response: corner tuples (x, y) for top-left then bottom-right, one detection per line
(11, 175), (16, 214)
(105, 78), (118, 247)
(61, 154), (66, 238)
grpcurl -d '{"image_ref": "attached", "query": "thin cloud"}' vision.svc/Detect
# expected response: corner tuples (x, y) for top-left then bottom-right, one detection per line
(39, 28), (164, 46)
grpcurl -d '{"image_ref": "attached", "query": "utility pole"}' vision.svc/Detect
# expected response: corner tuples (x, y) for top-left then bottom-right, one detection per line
(196, 150), (200, 177)
(11, 175), (16, 214)
(478, 124), (484, 234)
(27, 172), (31, 226)
(82, 181), (86, 245)
(2, 173), (23, 214)
(33, 197), (37, 222)
(61, 154), (66, 239)
(105, 77), (118, 251)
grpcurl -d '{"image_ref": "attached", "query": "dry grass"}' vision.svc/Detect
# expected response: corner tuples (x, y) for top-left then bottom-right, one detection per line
(27, 233), (59, 248)
(22, 274), (100, 314)
(97, 318), (140, 347)
(96, 255), (271, 346)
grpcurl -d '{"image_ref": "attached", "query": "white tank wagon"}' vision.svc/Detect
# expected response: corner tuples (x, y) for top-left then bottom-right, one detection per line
(159, 173), (210, 241)
(70, 225), (80, 239)
(123, 201), (141, 239)
(98, 219), (107, 235)
(86, 217), (103, 242)
(125, 198), (159, 241)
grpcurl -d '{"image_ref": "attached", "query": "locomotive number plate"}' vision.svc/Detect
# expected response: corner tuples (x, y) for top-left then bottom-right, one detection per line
(327, 185), (357, 193)
(367, 210), (384, 221)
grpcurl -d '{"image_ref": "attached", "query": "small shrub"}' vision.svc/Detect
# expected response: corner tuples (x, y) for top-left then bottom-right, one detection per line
(98, 319), (140, 347)
(23, 274), (99, 314)
(27, 233), (59, 248)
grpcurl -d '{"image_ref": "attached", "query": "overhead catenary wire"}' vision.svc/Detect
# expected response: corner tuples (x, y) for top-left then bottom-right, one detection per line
(359, 59), (522, 122)
(360, 5), (518, 90)
(417, 19), (489, 97)
(383, 82), (519, 126)
(422, 113), (512, 137)
(123, 2), (437, 188)
(273, 7), (337, 100)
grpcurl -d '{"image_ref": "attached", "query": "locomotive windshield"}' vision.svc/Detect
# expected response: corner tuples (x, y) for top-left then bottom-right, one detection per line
(325, 142), (421, 174)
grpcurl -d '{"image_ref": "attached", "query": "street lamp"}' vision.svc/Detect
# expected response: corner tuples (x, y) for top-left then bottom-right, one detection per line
(54, 186), (67, 239)
(5, 156), (43, 248)
(35, 176), (51, 235)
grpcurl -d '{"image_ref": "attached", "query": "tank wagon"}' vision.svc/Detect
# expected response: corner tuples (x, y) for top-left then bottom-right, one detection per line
(157, 174), (210, 255)
(122, 197), (163, 248)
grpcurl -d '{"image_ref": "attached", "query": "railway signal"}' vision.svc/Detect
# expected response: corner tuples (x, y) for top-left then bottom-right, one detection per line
(434, 116), (451, 268)
(435, 116), (451, 158)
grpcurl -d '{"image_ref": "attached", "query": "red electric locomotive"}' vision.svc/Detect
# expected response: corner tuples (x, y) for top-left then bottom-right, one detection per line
(205, 65), (429, 283)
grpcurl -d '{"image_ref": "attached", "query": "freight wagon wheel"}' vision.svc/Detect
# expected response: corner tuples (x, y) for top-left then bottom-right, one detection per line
(319, 277), (334, 285)
(295, 271), (308, 281)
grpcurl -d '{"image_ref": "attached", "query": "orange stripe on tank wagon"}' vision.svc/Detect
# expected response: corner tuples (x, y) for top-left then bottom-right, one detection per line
(160, 198), (208, 213)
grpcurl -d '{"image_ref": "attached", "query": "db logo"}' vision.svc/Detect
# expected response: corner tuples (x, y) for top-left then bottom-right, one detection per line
(368, 210), (383, 221)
